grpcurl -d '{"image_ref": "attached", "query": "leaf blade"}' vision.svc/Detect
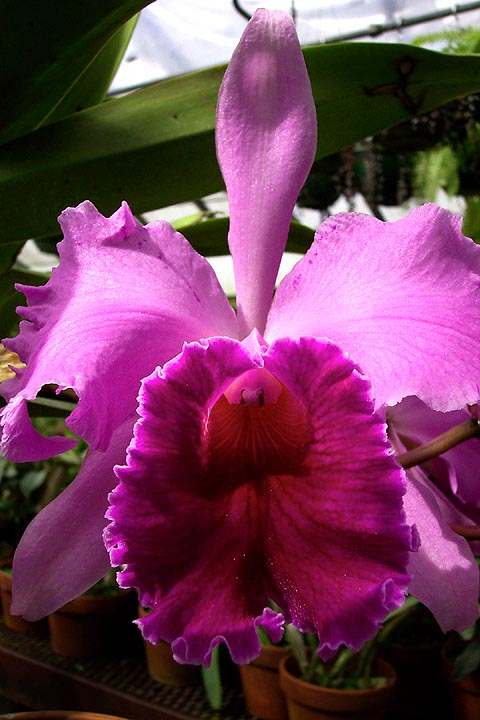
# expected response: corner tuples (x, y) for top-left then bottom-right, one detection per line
(3, 43), (480, 246)
(0, 0), (150, 143)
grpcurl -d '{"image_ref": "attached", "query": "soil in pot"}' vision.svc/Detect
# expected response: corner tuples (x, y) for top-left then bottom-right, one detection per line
(279, 653), (396, 720)
(0, 567), (49, 635)
(48, 589), (140, 658)
(239, 643), (290, 720)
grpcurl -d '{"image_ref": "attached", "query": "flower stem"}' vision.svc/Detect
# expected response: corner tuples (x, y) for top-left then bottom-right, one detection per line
(449, 524), (480, 540)
(395, 418), (480, 470)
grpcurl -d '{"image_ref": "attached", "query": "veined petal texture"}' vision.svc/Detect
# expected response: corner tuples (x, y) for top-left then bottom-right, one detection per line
(1, 201), (237, 460)
(106, 333), (412, 665)
(216, 9), (317, 337)
(266, 205), (480, 411)
(402, 466), (479, 631)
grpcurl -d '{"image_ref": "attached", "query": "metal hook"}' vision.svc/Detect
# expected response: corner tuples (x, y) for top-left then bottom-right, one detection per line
(395, 13), (404, 38)
(451, 3), (460, 25)
(233, 1), (298, 24)
(291, 1), (297, 24)
(232, 0), (251, 21)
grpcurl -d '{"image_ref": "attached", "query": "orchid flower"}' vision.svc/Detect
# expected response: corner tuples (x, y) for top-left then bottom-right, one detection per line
(1, 9), (480, 666)
(388, 398), (480, 630)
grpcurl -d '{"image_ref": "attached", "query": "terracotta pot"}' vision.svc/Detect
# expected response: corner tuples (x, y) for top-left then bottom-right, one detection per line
(379, 639), (448, 719)
(0, 568), (48, 635)
(448, 675), (480, 720)
(138, 606), (200, 686)
(239, 644), (290, 720)
(48, 590), (138, 658)
(3, 713), (129, 719)
(279, 653), (397, 720)
(143, 637), (201, 686)
(442, 639), (480, 720)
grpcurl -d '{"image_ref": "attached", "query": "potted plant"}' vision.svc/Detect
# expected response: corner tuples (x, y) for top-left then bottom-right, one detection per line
(442, 618), (480, 720)
(279, 626), (397, 720)
(48, 569), (139, 658)
(6, 713), (130, 719)
(0, 437), (85, 634)
(137, 604), (201, 686)
(0, 455), (53, 634)
(0, 563), (50, 635)
(239, 624), (290, 720)
(377, 598), (448, 719)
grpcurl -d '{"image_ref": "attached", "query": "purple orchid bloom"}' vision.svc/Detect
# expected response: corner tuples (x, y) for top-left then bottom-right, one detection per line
(1, 9), (480, 666)
(388, 398), (480, 631)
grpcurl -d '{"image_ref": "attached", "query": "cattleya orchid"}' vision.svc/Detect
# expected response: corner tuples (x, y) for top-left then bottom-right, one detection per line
(1, 9), (480, 666)
(389, 398), (480, 628)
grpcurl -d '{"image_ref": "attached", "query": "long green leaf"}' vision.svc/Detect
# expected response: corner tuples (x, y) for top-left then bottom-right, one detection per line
(0, 0), (151, 144)
(2, 42), (480, 252)
(0, 269), (49, 339)
(0, 64), (224, 259)
(201, 645), (223, 710)
(306, 42), (480, 155)
(45, 15), (139, 127)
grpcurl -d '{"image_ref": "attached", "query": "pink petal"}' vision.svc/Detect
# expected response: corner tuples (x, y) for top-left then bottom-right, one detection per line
(266, 205), (480, 411)
(402, 466), (479, 631)
(1, 201), (236, 460)
(105, 334), (412, 665)
(389, 396), (480, 507)
(216, 9), (316, 337)
(107, 336), (262, 665)
(10, 415), (136, 621)
(263, 338), (413, 659)
(0, 394), (75, 461)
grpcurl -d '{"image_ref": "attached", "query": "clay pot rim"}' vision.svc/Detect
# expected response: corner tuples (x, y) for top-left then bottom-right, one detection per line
(2, 712), (129, 719)
(247, 643), (290, 670)
(279, 652), (396, 697)
(54, 589), (135, 616)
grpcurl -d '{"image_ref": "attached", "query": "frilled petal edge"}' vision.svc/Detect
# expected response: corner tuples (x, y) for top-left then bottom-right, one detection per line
(266, 205), (480, 411)
(1, 201), (237, 461)
(105, 333), (413, 665)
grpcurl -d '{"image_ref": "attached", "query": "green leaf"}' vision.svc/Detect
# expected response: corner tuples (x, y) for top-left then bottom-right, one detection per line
(26, 397), (77, 418)
(454, 639), (480, 681)
(463, 197), (480, 243)
(3, 42), (480, 250)
(0, 0), (150, 144)
(0, 269), (49, 339)
(306, 43), (480, 157)
(0, 64), (223, 251)
(201, 645), (223, 710)
(19, 469), (48, 499)
(413, 144), (459, 201)
(0, 242), (25, 277)
(46, 15), (139, 126)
